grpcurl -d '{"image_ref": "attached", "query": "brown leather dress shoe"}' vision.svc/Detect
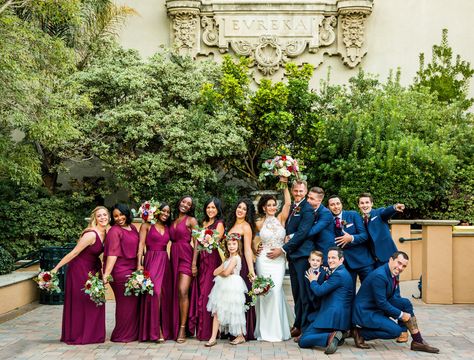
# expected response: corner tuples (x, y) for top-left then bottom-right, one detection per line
(352, 328), (370, 349)
(411, 340), (440, 353)
(290, 327), (301, 338)
(396, 331), (408, 343)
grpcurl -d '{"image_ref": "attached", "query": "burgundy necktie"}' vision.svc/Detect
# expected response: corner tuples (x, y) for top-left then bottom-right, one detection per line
(364, 215), (369, 225)
(335, 217), (341, 229)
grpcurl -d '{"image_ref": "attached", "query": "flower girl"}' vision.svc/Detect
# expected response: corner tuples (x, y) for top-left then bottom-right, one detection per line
(205, 233), (248, 346)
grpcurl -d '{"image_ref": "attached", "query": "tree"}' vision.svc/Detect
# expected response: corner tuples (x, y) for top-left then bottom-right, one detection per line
(75, 48), (248, 202)
(413, 29), (474, 110)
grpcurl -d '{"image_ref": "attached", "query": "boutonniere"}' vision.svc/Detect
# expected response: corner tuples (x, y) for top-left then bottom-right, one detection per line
(324, 273), (330, 280)
(341, 220), (347, 228)
(294, 206), (301, 214)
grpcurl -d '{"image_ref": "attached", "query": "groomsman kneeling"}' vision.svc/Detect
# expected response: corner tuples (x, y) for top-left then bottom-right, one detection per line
(351, 251), (439, 353)
(298, 247), (354, 354)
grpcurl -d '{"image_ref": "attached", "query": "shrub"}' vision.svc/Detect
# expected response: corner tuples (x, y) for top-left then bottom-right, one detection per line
(0, 246), (15, 275)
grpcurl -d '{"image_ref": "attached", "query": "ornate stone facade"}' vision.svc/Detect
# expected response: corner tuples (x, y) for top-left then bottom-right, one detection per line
(166, 0), (373, 78)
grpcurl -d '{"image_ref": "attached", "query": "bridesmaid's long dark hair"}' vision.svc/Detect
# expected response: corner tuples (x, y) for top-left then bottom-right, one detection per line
(110, 203), (133, 225)
(227, 198), (256, 237)
(174, 195), (195, 218)
(202, 197), (224, 224)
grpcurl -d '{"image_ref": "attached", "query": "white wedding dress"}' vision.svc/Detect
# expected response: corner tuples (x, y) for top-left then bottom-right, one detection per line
(255, 216), (294, 341)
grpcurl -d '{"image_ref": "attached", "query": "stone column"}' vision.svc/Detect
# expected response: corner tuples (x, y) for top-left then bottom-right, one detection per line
(390, 220), (415, 281)
(418, 220), (458, 304)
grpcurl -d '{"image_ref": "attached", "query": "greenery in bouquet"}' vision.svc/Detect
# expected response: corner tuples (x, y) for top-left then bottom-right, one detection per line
(124, 269), (154, 296)
(34, 270), (60, 293)
(83, 272), (112, 306)
(246, 275), (275, 308)
(260, 155), (306, 189)
(132, 200), (161, 224)
(192, 227), (221, 253)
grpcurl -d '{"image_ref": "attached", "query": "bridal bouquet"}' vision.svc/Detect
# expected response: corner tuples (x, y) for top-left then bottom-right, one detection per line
(33, 270), (61, 293)
(124, 269), (154, 296)
(260, 155), (305, 189)
(83, 272), (112, 306)
(132, 199), (160, 224)
(192, 227), (221, 253)
(246, 275), (275, 308)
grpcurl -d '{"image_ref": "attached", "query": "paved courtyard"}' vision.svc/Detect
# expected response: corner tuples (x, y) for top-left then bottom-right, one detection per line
(0, 282), (473, 359)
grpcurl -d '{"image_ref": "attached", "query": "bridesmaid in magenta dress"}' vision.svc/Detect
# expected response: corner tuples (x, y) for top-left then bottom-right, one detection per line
(227, 198), (257, 341)
(137, 202), (173, 342)
(169, 195), (198, 343)
(189, 198), (224, 340)
(52, 206), (109, 345)
(103, 203), (140, 343)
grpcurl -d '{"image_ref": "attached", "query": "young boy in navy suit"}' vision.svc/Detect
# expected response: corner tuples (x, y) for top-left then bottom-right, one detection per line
(305, 251), (327, 323)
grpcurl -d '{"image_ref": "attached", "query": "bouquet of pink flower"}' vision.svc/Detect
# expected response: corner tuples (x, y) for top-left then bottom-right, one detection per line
(246, 275), (275, 308)
(260, 155), (305, 189)
(132, 199), (160, 224)
(82, 272), (112, 306)
(192, 227), (221, 254)
(124, 269), (154, 296)
(33, 270), (61, 293)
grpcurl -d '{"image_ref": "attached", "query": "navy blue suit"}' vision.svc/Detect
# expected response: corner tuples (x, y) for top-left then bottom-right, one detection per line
(352, 264), (414, 341)
(283, 199), (315, 330)
(365, 206), (399, 265)
(307, 204), (335, 263)
(305, 266), (327, 324)
(335, 210), (374, 284)
(299, 265), (354, 348)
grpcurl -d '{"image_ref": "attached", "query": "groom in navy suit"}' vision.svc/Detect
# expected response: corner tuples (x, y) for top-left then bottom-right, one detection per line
(358, 193), (404, 267)
(306, 187), (335, 263)
(267, 180), (314, 337)
(328, 195), (374, 285)
(352, 251), (439, 353)
(298, 247), (354, 355)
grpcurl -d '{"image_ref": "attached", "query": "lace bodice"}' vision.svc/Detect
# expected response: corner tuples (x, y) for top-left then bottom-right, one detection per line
(224, 255), (242, 275)
(259, 216), (286, 250)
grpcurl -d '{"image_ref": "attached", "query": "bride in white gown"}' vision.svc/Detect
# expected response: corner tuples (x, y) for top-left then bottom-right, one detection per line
(254, 179), (295, 341)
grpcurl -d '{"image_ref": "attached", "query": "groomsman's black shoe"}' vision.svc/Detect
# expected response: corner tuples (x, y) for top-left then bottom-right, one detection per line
(325, 331), (343, 355)
(411, 340), (439, 353)
(290, 327), (301, 338)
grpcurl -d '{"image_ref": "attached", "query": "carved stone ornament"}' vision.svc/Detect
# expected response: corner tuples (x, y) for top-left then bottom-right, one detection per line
(340, 11), (368, 67)
(166, 0), (374, 76)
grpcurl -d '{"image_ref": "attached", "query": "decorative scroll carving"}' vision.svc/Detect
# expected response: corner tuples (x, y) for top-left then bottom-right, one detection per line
(340, 11), (368, 67)
(319, 16), (337, 46)
(285, 40), (307, 57)
(201, 16), (218, 46)
(171, 12), (198, 50)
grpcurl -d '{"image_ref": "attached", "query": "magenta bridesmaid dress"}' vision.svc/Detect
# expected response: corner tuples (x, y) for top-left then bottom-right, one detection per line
(104, 224), (140, 342)
(61, 230), (105, 344)
(239, 236), (257, 341)
(139, 225), (173, 341)
(169, 215), (193, 339)
(188, 220), (223, 340)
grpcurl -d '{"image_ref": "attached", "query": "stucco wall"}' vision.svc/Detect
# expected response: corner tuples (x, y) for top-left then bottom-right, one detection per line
(116, 0), (474, 96)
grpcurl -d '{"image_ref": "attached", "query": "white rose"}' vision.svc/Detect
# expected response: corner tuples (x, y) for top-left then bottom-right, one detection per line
(136, 275), (144, 283)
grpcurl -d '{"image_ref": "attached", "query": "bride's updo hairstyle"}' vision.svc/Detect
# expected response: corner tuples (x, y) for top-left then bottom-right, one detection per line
(257, 195), (278, 216)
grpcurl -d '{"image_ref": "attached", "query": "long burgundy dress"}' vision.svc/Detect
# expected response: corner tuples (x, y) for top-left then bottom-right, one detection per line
(169, 215), (193, 339)
(104, 224), (140, 342)
(139, 225), (173, 341)
(61, 230), (105, 344)
(188, 220), (223, 340)
(239, 234), (257, 341)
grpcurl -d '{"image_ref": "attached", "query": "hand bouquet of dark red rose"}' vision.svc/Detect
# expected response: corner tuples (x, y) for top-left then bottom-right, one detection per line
(33, 270), (60, 293)
(83, 272), (113, 306)
(124, 269), (154, 296)
(192, 226), (221, 253)
(246, 275), (275, 308)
